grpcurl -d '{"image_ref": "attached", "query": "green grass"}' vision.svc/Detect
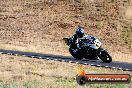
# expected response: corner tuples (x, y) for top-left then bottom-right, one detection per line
(0, 79), (131, 88)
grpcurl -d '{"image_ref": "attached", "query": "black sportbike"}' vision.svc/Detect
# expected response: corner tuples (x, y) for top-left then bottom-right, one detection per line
(63, 35), (112, 63)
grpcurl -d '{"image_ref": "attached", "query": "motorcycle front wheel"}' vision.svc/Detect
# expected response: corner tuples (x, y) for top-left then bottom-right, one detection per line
(98, 48), (112, 63)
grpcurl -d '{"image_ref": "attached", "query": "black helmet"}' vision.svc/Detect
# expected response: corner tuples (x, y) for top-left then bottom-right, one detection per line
(76, 26), (85, 38)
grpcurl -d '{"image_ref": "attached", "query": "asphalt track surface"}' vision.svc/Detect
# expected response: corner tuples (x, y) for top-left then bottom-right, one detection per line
(0, 49), (131, 71)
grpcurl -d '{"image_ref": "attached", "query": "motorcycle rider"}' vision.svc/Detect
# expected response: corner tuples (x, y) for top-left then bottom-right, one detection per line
(70, 25), (85, 53)
(68, 26), (111, 61)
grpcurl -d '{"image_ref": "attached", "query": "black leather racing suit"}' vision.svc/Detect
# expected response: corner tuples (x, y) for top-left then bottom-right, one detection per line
(70, 34), (83, 51)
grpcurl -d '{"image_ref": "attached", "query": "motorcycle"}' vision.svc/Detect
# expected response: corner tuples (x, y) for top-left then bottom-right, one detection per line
(63, 35), (112, 63)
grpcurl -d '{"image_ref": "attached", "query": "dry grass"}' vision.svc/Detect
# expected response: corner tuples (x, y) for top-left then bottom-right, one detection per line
(124, 0), (132, 20)
(0, 0), (131, 56)
(0, 0), (132, 54)
(0, 2), (132, 88)
(0, 54), (131, 88)
(111, 52), (132, 62)
(0, 0), (132, 87)
(0, 40), (70, 56)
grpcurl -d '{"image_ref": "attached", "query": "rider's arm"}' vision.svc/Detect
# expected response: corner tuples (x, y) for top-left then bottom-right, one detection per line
(71, 34), (78, 43)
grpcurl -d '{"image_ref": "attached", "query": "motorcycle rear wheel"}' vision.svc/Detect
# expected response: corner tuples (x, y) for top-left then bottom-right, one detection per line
(69, 48), (83, 60)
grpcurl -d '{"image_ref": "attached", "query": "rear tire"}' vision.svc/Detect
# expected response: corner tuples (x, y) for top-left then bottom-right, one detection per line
(69, 48), (83, 60)
(98, 48), (112, 63)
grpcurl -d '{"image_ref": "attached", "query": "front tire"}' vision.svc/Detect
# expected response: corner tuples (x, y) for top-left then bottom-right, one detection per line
(98, 48), (112, 63)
